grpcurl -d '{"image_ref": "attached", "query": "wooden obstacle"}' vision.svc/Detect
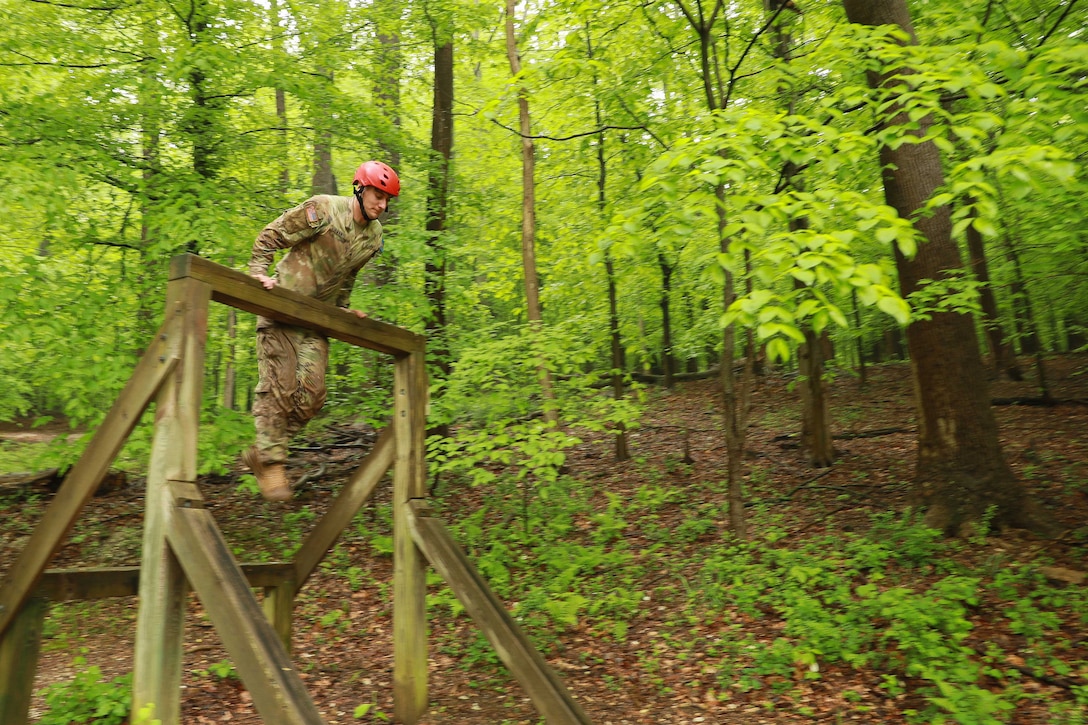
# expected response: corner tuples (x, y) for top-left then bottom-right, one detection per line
(0, 254), (591, 725)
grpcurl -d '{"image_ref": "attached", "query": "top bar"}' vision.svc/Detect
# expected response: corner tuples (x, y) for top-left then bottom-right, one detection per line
(170, 254), (424, 356)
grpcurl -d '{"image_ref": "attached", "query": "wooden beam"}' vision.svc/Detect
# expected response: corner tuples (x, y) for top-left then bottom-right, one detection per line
(0, 597), (45, 725)
(407, 501), (593, 725)
(169, 254), (424, 356)
(32, 564), (294, 602)
(0, 312), (182, 639)
(263, 581), (295, 653)
(133, 278), (210, 725)
(392, 352), (429, 723)
(167, 500), (324, 724)
(292, 425), (395, 594)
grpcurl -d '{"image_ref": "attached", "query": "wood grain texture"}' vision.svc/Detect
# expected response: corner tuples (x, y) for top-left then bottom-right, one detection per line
(170, 254), (424, 356)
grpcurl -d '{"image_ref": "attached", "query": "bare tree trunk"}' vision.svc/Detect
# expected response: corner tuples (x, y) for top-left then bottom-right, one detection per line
(223, 308), (237, 410)
(658, 251), (675, 389)
(798, 328), (834, 466)
(998, 206), (1051, 400)
(311, 69), (337, 196)
(270, 0), (290, 194)
(504, 0), (558, 425)
(588, 22), (629, 460)
(842, 0), (1055, 536)
(677, 3), (753, 537)
(851, 291), (867, 386)
(374, 3), (402, 227)
(426, 36), (454, 400)
(965, 203), (1022, 380)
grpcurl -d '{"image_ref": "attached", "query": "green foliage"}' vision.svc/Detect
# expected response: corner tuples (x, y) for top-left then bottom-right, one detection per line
(38, 656), (130, 725)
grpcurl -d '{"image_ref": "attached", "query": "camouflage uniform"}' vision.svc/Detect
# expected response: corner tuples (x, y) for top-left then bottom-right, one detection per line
(248, 194), (384, 464)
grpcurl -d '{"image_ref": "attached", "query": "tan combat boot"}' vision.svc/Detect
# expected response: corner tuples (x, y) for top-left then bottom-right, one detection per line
(242, 446), (292, 502)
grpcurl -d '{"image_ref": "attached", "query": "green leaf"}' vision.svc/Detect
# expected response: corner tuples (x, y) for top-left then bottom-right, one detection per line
(877, 296), (911, 325)
(766, 337), (792, 364)
(876, 227), (898, 244)
(971, 217), (997, 237)
(790, 268), (816, 286)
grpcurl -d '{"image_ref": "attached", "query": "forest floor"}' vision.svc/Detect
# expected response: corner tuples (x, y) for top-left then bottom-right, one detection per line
(1, 354), (1087, 724)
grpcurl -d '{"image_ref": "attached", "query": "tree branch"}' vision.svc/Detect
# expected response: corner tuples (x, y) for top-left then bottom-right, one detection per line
(1036, 0), (1080, 48)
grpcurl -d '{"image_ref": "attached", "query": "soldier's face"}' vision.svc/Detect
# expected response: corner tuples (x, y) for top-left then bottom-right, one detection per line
(362, 186), (392, 220)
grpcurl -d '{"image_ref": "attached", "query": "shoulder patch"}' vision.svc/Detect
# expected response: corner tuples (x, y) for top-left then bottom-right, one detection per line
(304, 202), (321, 227)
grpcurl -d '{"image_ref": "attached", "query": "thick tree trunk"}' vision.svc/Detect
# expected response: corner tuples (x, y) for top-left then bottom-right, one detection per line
(842, 0), (1055, 536)
(505, 0), (558, 425)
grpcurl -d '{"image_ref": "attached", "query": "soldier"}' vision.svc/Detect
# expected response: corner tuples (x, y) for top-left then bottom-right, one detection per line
(242, 161), (401, 501)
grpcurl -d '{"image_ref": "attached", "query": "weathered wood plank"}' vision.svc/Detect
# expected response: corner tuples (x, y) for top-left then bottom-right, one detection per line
(0, 312), (182, 639)
(133, 278), (210, 725)
(263, 581), (295, 653)
(292, 425), (395, 593)
(0, 597), (46, 725)
(393, 352), (429, 723)
(169, 254), (424, 356)
(167, 502), (325, 724)
(32, 564), (294, 602)
(407, 501), (593, 725)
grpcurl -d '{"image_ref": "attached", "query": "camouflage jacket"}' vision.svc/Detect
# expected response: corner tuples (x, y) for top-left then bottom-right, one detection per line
(248, 195), (384, 313)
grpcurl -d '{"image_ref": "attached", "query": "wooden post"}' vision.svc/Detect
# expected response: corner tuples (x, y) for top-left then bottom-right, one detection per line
(166, 486), (324, 724)
(133, 279), (209, 725)
(0, 597), (46, 725)
(263, 580), (295, 653)
(406, 501), (593, 724)
(392, 351), (428, 723)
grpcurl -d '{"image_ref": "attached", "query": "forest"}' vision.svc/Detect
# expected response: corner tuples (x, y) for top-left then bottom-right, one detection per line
(0, 0), (1086, 722)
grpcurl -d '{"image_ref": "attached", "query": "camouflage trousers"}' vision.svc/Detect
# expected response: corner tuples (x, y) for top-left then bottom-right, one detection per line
(253, 323), (329, 464)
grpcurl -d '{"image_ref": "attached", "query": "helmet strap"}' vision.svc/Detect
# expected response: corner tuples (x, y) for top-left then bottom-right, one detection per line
(354, 185), (374, 222)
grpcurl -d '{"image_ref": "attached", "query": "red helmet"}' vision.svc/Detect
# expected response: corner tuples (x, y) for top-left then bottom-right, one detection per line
(353, 161), (400, 196)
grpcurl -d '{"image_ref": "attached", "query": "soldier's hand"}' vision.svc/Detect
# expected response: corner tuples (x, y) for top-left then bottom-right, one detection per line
(253, 273), (277, 290)
(347, 309), (368, 319)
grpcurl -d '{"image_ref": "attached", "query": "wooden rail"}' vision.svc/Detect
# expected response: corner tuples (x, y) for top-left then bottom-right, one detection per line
(169, 254), (424, 356)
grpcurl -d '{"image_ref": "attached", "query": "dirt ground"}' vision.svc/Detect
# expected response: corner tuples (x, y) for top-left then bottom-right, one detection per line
(1, 354), (1086, 724)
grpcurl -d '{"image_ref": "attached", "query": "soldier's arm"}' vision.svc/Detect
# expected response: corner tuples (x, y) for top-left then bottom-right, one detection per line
(248, 200), (323, 277)
(336, 268), (368, 318)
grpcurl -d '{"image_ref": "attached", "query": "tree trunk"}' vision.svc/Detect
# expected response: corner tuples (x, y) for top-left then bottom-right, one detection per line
(998, 213), (1051, 399)
(588, 22), (629, 460)
(842, 0), (1055, 536)
(680, 4), (752, 537)
(426, 37), (453, 390)
(964, 204), (1022, 380)
(798, 326), (834, 467)
(374, 4), (402, 226)
(658, 251), (675, 390)
(185, 0), (215, 256)
(311, 69), (337, 196)
(223, 308), (237, 410)
(851, 291), (868, 386)
(270, 0), (290, 194)
(505, 0), (558, 425)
